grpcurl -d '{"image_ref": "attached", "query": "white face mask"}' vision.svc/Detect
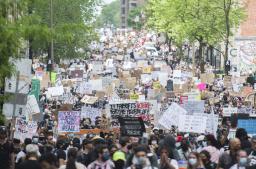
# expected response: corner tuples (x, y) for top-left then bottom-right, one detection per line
(188, 158), (197, 166)
(202, 141), (207, 147)
(152, 140), (157, 145)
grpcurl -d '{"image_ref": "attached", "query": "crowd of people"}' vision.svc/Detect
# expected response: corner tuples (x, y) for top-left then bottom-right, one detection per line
(1, 124), (256, 169)
(1, 29), (256, 169)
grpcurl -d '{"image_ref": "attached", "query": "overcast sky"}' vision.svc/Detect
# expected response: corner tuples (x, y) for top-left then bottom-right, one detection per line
(103, 0), (115, 4)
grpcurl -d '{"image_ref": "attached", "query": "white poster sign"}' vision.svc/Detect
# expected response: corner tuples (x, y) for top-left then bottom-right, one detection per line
(178, 114), (207, 133)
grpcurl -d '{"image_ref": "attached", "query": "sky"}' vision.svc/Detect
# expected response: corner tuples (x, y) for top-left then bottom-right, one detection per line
(103, 0), (115, 4)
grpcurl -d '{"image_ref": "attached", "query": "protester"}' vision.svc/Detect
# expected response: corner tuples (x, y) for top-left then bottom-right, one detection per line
(218, 138), (241, 169)
(39, 153), (58, 169)
(199, 150), (216, 169)
(158, 146), (179, 169)
(229, 150), (249, 169)
(202, 135), (220, 163)
(17, 144), (41, 169)
(87, 145), (114, 169)
(112, 151), (126, 169)
(59, 148), (86, 169)
(187, 152), (205, 169)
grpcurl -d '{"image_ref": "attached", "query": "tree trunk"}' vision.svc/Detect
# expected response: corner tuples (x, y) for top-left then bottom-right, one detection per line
(199, 41), (205, 73)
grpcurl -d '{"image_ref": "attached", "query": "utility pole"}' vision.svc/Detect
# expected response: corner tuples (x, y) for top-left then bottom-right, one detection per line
(50, 0), (54, 63)
(11, 71), (20, 139)
(192, 43), (196, 76)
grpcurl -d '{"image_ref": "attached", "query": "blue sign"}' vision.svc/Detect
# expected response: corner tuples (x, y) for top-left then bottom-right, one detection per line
(237, 119), (256, 134)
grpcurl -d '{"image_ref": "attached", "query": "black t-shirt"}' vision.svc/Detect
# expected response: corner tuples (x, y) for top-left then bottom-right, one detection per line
(204, 162), (217, 169)
(17, 160), (41, 169)
(0, 142), (13, 169)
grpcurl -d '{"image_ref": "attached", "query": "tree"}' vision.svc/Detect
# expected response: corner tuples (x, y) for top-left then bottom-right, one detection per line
(95, 0), (120, 28)
(147, 0), (245, 72)
(24, 0), (99, 61)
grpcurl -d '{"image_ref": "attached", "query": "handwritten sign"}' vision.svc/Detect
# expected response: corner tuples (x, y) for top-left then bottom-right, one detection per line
(182, 101), (205, 114)
(81, 107), (101, 124)
(58, 111), (80, 132)
(14, 118), (37, 142)
(223, 107), (238, 117)
(158, 103), (187, 129)
(153, 81), (161, 89)
(178, 114), (207, 134)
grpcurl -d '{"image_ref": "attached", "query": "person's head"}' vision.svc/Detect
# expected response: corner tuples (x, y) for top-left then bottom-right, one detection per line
(159, 146), (169, 157)
(95, 144), (110, 162)
(119, 136), (129, 148)
(113, 151), (126, 169)
(39, 153), (58, 169)
(0, 126), (7, 144)
(236, 128), (248, 141)
(66, 148), (78, 169)
(229, 138), (241, 152)
(205, 134), (219, 149)
(13, 138), (21, 153)
(47, 135), (54, 145)
(72, 137), (81, 150)
(82, 139), (93, 151)
(188, 152), (200, 168)
(200, 150), (211, 165)
(251, 135), (256, 151)
(26, 144), (40, 160)
(132, 145), (150, 168)
(109, 144), (118, 158)
(236, 150), (248, 167)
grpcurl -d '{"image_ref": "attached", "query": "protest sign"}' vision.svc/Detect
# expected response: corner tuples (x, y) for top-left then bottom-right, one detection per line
(184, 91), (201, 101)
(238, 106), (253, 114)
(119, 117), (146, 137)
(47, 86), (64, 97)
(201, 73), (214, 84)
(141, 74), (152, 84)
(241, 86), (253, 97)
(153, 81), (161, 89)
(206, 114), (219, 136)
(81, 106), (101, 124)
(178, 114), (207, 134)
(110, 102), (150, 127)
(237, 118), (256, 134)
(81, 95), (98, 104)
(182, 101), (205, 114)
(35, 71), (44, 80)
(158, 103), (187, 129)
(142, 66), (152, 74)
(166, 79), (173, 91)
(58, 111), (80, 132)
(70, 70), (83, 79)
(29, 79), (40, 101)
(14, 118), (37, 142)
(158, 72), (168, 87)
(124, 77), (137, 89)
(224, 76), (232, 88)
(223, 107), (238, 116)
(88, 79), (103, 91)
(25, 95), (40, 120)
(130, 93), (139, 100)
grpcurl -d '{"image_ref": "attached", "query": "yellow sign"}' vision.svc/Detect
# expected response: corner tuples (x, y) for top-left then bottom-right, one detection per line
(153, 81), (161, 89)
(142, 66), (152, 74)
(130, 93), (139, 100)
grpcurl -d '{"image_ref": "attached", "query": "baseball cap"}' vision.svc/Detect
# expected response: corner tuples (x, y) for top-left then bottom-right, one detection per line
(113, 151), (126, 161)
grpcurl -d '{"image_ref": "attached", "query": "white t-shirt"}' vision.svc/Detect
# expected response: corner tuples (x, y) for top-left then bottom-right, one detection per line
(158, 158), (179, 169)
(230, 164), (245, 169)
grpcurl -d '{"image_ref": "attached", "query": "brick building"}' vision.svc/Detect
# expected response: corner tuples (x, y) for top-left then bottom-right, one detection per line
(239, 0), (256, 37)
(120, 0), (145, 28)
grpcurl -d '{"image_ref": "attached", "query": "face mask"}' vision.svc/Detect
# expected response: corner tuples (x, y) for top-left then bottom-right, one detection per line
(152, 140), (157, 145)
(175, 142), (181, 147)
(188, 158), (197, 166)
(136, 157), (146, 166)
(239, 157), (248, 166)
(102, 152), (110, 161)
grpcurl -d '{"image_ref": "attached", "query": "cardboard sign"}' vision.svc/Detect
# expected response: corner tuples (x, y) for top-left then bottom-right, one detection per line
(130, 93), (139, 100)
(119, 117), (145, 137)
(182, 101), (205, 114)
(58, 111), (80, 132)
(81, 95), (98, 104)
(142, 66), (152, 74)
(70, 70), (83, 79)
(178, 114), (207, 133)
(153, 81), (161, 89)
(110, 102), (150, 127)
(201, 73), (214, 84)
(14, 118), (37, 142)
(25, 95), (40, 120)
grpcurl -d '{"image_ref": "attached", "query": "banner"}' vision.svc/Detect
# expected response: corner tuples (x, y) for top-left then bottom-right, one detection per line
(119, 117), (146, 137)
(237, 118), (256, 134)
(58, 111), (80, 132)
(110, 102), (150, 127)
(14, 118), (37, 142)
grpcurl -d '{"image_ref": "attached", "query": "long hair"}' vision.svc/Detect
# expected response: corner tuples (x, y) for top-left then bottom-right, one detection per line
(187, 152), (201, 169)
(66, 148), (77, 169)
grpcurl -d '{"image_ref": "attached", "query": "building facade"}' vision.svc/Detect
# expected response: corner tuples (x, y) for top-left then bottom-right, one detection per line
(120, 0), (145, 28)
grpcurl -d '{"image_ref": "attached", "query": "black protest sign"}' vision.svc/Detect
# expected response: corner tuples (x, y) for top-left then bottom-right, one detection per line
(166, 79), (173, 91)
(119, 117), (145, 137)
(110, 102), (150, 127)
